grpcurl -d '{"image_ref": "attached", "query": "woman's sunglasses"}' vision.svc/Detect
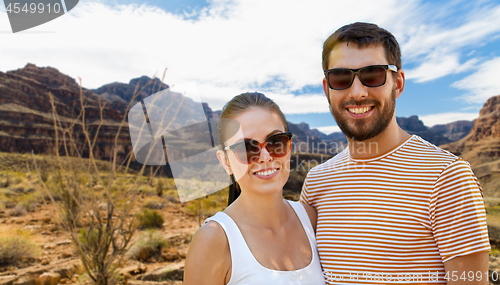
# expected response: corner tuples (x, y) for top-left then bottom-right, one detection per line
(324, 64), (398, 90)
(224, 132), (293, 164)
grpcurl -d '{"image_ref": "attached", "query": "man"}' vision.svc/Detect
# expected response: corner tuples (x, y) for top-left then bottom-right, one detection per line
(300, 22), (490, 284)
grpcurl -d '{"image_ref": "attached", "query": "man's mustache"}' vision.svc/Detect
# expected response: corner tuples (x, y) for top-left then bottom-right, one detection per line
(340, 99), (380, 108)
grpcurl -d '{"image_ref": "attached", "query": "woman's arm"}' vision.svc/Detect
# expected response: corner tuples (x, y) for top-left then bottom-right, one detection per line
(301, 203), (318, 233)
(184, 221), (232, 285)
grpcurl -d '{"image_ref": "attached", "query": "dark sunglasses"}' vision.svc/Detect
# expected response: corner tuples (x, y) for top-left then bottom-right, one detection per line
(324, 64), (398, 90)
(224, 132), (293, 164)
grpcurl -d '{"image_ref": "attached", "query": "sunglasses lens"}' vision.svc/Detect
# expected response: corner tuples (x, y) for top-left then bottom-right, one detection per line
(359, 66), (386, 87)
(266, 134), (291, 157)
(230, 140), (257, 164)
(245, 140), (262, 163)
(228, 134), (291, 164)
(328, 69), (353, 90)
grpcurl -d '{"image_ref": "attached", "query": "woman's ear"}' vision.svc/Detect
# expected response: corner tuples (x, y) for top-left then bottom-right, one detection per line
(216, 150), (232, 175)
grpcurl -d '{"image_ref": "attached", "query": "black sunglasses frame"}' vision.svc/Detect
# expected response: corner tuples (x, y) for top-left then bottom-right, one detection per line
(224, 132), (293, 164)
(324, 64), (398, 90)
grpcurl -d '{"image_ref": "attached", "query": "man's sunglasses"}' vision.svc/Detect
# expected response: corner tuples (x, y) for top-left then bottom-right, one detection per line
(224, 132), (293, 164)
(324, 64), (398, 90)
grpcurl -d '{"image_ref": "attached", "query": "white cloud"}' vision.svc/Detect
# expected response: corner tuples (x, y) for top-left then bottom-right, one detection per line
(1, 0), (500, 112)
(317, 125), (342, 135)
(419, 112), (478, 127)
(400, 2), (500, 82)
(451, 57), (500, 103)
(266, 92), (329, 114)
(405, 55), (479, 82)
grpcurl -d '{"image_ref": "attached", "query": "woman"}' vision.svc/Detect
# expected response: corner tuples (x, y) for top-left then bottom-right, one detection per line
(184, 92), (325, 285)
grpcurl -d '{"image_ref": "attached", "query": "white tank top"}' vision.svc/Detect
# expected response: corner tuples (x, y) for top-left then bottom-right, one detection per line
(204, 200), (326, 285)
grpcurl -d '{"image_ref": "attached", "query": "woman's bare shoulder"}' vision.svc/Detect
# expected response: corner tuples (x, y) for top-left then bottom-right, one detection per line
(184, 220), (231, 285)
(188, 220), (230, 257)
(196, 221), (228, 244)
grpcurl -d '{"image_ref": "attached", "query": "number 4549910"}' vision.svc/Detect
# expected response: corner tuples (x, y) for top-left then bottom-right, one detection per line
(444, 271), (497, 282)
(6, 2), (62, 14)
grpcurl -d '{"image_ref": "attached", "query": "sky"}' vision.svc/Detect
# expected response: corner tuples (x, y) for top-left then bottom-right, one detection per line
(1, 0), (500, 135)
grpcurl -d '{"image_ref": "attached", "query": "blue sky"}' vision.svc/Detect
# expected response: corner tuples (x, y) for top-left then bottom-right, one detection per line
(1, 0), (500, 134)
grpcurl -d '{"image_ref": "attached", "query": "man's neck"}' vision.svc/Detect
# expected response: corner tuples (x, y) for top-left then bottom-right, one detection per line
(347, 119), (411, 159)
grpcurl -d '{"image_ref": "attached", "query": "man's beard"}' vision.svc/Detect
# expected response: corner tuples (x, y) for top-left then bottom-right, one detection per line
(329, 88), (396, 142)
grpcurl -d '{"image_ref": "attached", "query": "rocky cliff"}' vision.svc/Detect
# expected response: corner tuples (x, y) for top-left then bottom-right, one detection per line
(0, 64), (222, 172)
(441, 94), (500, 197)
(0, 64), (132, 161)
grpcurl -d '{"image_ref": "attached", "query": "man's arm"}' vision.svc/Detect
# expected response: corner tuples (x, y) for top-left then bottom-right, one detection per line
(431, 159), (491, 284)
(444, 251), (489, 284)
(301, 203), (317, 232)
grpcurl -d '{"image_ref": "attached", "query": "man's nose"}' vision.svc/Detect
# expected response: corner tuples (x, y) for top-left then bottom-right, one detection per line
(348, 74), (368, 99)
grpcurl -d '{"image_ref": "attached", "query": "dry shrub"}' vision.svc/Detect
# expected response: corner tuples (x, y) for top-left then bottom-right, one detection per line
(0, 235), (39, 266)
(136, 209), (164, 229)
(1, 174), (10, 188)
(32, 76), (168, 285)
(182, 187), (228, 225)
(143, 197), (165, 209)
(138, 184), (155, 196)
(11, 185), (25, 194)
(155, 178), (164, 197)
(8, 204), (27, 217)
(19, 192), (40, 212)
(127, 230), (168, 261)
(0, 188), (14, 207)
(164, 189), (179, 203)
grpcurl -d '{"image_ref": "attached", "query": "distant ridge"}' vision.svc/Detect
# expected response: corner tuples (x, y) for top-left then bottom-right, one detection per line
(286, 115), (472, 147)
(0, 63), (479, 161)
(92, 76), (169, 112)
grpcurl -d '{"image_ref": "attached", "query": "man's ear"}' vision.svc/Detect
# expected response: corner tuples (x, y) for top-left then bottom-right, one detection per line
(395, 69), (405, 99)
(216, 150), (232, 175)
(323, 77), (331, 104)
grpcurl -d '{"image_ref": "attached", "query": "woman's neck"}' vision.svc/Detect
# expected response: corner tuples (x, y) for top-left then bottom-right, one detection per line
(225, 190), (289, 231)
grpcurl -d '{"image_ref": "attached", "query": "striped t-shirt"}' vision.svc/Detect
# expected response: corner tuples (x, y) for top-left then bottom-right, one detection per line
(300, 135), (490, 284)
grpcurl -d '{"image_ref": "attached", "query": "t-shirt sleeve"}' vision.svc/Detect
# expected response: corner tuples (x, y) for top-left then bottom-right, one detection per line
(429, 158), (490, 263)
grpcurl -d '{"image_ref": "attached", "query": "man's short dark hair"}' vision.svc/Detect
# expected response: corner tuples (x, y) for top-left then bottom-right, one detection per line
(322, 22), (402, 71)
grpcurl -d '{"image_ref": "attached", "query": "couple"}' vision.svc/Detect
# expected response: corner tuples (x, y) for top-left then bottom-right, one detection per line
(184, 23), (490, 284)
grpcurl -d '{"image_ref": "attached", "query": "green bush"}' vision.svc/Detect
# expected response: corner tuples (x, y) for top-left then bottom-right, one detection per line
(0, 236), (39, 266)
(127, 230), (168, 261)
(136, 209), (164, 229)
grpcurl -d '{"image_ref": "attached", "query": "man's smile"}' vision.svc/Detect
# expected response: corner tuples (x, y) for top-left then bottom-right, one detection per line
(347, 106), (373, 114)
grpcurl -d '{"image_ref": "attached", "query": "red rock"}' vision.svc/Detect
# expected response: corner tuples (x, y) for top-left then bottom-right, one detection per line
(35, 273), (60, 285)
(160, 248), (180, 261)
